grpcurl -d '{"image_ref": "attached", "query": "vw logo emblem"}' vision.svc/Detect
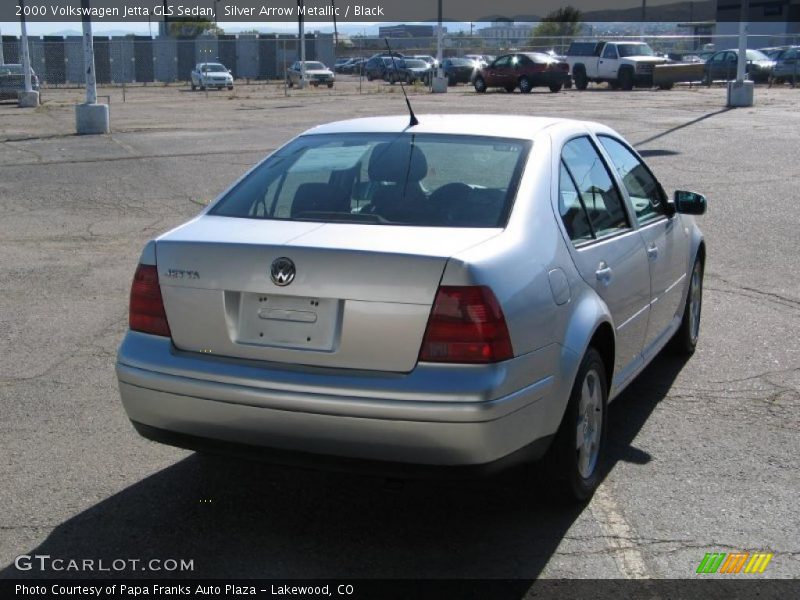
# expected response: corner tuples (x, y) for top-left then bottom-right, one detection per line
(270, 257), (296, 287)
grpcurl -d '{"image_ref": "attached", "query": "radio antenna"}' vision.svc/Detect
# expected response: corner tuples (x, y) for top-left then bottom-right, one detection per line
(385, 38), (419, 128)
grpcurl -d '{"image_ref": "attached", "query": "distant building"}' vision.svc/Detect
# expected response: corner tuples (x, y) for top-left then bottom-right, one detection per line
(715, 0), (800, 49)
(379, 25), (435, 39)
(478, 20), (535, 48)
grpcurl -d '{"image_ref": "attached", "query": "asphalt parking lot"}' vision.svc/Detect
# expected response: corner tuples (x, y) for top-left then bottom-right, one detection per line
(1, 79), (798, 581)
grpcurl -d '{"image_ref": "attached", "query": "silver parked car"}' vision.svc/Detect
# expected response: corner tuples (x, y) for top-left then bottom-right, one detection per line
(286, 61), (335, 88)
(0, 64), (40, 100)
(116, 115), (706, 501)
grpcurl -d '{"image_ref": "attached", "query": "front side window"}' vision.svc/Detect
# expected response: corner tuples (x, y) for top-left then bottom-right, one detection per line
(598, 135), (666, 225)
(560, 137), (629, 238)
(211, 133), (531, 228)
(602, 45), (618, 59)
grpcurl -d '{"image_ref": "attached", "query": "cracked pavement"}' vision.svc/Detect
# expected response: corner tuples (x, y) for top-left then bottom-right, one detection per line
(0, 82), (798, 581)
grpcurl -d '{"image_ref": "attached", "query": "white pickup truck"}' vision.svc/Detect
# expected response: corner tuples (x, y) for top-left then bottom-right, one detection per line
(565, 41), (671, 90)
(190, 62), (234, 91)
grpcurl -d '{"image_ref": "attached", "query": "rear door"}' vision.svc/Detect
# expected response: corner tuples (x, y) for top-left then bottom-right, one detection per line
(558, 136), (651, 386)
(486, 55), (513, 87)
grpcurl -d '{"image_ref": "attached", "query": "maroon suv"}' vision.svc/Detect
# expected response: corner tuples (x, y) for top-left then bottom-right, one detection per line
(474, 52), (570, 94)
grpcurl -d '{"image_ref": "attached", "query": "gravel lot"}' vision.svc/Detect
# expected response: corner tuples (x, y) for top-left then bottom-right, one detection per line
(1, 79), (798, 581)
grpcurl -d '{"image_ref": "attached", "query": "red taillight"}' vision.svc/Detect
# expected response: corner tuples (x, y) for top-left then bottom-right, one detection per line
(419, 286), (513, 364)
(129, 264), (171, 337)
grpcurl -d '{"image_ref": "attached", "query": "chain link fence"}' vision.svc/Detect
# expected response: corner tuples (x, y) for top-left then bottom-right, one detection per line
(1, 32), (798, 88)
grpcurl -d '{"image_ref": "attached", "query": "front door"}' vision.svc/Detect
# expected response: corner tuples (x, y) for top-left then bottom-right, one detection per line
(597, 135), (690, 354)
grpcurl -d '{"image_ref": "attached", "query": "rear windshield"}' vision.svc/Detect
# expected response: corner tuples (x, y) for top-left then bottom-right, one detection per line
(210, 133), (531, 228)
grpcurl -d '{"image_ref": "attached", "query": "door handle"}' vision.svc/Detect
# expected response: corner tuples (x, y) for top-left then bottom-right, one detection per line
(595, 263), (613, 285)
(647, 244), (659, 260)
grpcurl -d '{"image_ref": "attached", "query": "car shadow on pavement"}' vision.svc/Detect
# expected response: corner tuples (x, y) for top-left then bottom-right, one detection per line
(1, 355), (689, 580)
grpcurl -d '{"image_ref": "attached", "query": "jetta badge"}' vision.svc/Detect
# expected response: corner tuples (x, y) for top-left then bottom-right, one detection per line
(270, 257), (296, 287)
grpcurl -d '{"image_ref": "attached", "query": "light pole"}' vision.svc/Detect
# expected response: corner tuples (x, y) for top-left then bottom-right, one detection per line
(75, 0), (109, 133)
(728, 0), (753, 107)
(298, 0), (306, 88)
(432, 0), (447, 92)
(18, 0), (39, 107)
(0, 26), (4, 65)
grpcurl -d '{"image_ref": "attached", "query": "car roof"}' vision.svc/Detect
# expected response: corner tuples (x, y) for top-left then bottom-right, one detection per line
(303, 115), (603, 141)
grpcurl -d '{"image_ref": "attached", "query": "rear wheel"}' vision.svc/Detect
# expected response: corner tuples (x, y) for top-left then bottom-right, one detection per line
(574, 68), (588, 90)
(543, 348), (607, 502)
(519, 76), (532, 94)
(658, 82), (674, 90)
(669, 255), (704, 355)
(549, 83), (563, 93)
(473, 76), (487, 93)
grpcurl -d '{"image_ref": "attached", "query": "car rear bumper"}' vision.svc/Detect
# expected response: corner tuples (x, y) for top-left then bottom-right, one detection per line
(116, 332), (562, 467)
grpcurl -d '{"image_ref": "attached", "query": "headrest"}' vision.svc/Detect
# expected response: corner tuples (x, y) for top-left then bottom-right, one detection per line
(367, 142), (428, 183)
(291, 183), (350, 217)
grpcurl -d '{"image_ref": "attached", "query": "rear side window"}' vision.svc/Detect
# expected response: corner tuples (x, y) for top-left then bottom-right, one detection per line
(560, 137), (630, 238)
(210, 133), (531, 228)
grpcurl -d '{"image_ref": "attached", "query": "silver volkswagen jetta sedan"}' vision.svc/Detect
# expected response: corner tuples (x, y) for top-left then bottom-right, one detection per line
(116, 115), (706, 500)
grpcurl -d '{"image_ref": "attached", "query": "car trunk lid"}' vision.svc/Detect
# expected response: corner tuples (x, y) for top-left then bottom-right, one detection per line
(155, 216), (500, 372)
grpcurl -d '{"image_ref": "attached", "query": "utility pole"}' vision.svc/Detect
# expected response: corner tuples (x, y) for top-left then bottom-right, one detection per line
(18, 0), (39, 107)
(75, 0), (109, 133)
(0, 26), (5, 65)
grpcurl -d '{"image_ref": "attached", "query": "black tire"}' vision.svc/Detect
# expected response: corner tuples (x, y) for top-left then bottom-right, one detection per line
(327, 82), (334, 89)
(405, 74), (412, 84)
(286, 78), (293, 88)
(669, 255), (704, 355)
(473, 76), (487, 93)
(227, 85), (234, 91)
(609, 80), (621, 90)
(191, 82), (196, 91)
(519, 76), (532, 94)
(448, 76), (456, 87)
(619, 68), (634, 91)
(200, 84), (206, 91)
(574, 68), (588, 90)
(703, 71), (712, 86)
(658, 82), (674, 90)
(549, 83), (563, 93)
(543, 347), (608, 502)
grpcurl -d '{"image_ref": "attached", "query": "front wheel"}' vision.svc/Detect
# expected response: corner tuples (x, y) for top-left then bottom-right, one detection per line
(658, 82), (674, 90)
(574, 69), (588, 90)
(619, 68), (634, 91)
(519, 76), (532, 94)
(669, 256), (704, 355)
(227, 85), (234, 91)
(549, 83), (563, 93)
(473, 76), (487, 93)
(543, 348), (608, 502)
(327, 82), (334, 88)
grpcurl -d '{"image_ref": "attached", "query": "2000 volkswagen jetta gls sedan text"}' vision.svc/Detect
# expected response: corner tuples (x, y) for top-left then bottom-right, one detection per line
(116, 115), (706, 501)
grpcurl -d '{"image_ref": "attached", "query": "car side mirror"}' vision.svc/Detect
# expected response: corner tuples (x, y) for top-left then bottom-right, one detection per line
(674, 190), (707, 215)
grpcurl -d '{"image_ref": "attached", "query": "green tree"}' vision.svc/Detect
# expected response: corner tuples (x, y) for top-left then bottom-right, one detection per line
(531, 6), (583, 39)
(168, 19), (223, 38)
